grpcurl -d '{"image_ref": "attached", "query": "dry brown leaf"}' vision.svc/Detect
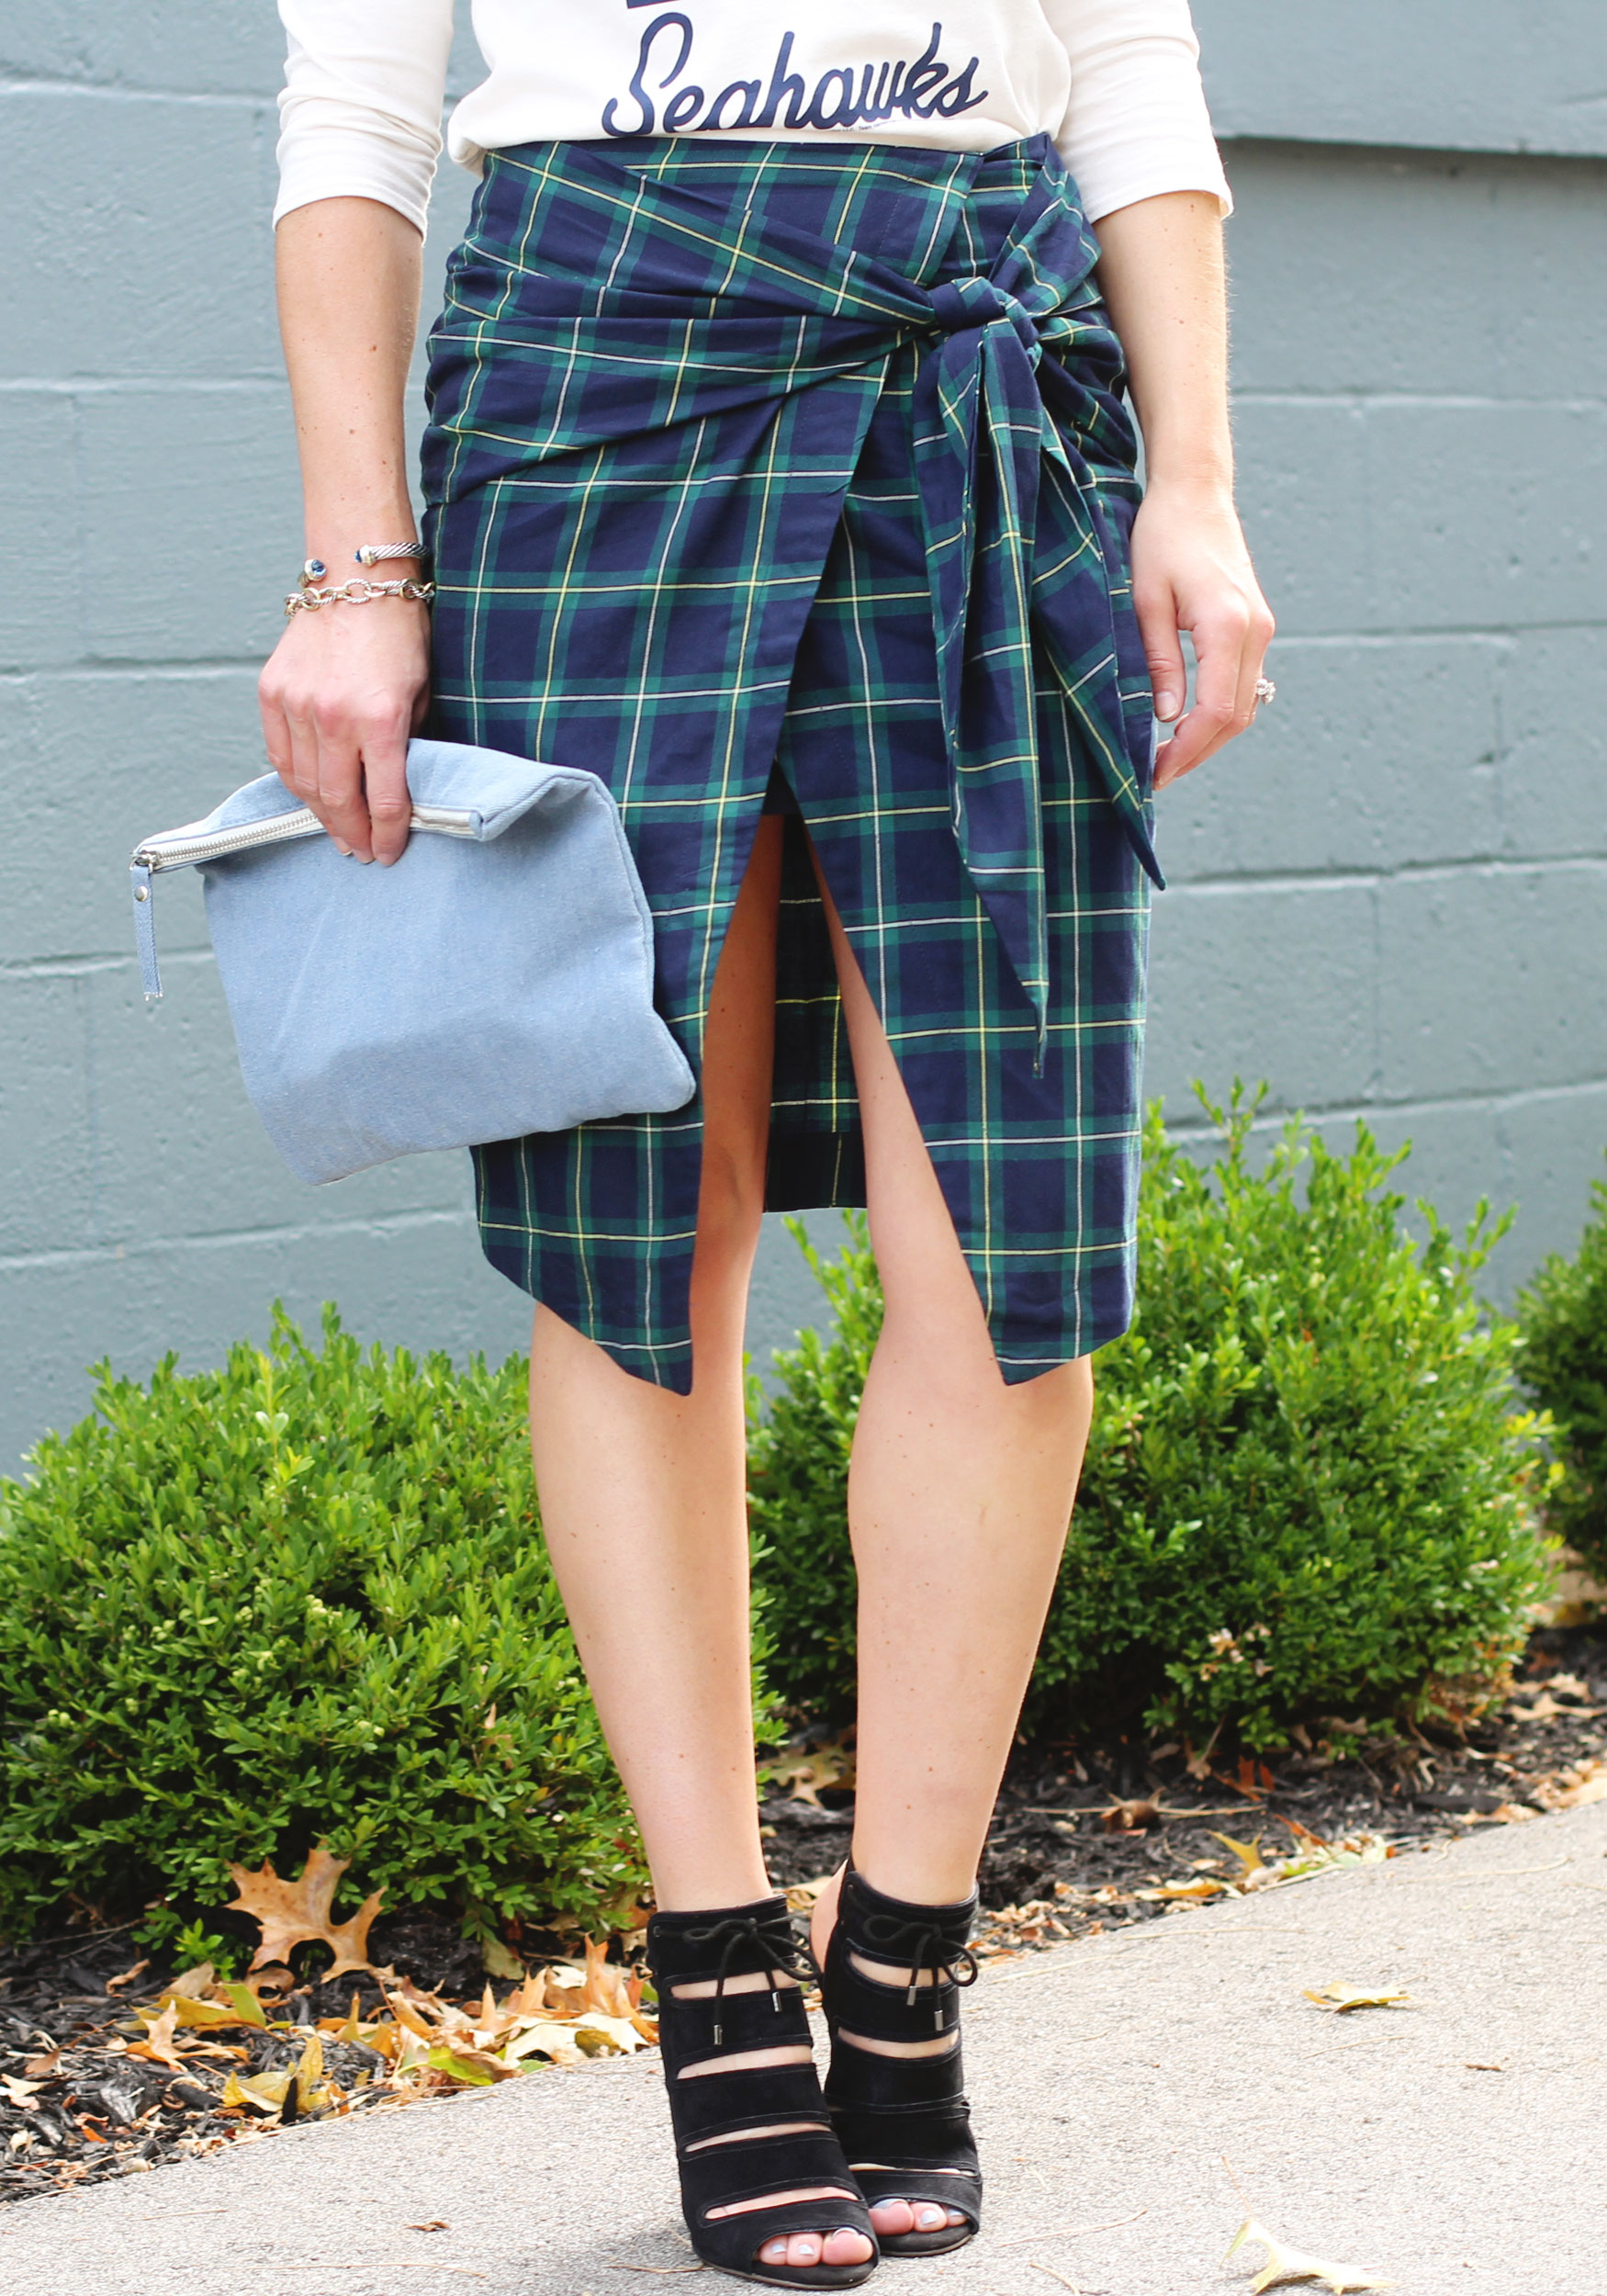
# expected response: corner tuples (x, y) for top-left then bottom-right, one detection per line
(407, 2222), (450, 2234)
(226, 1844), (384, 1979)
(767, 1740), (856, 1806)
(1529, 1758), (1607, 1811)
(1226, 2216), (1393, 2292)
(127, 2001), (187, 2072)
(1, 2076), (44, 2110)
(1211, 1831), (1267, 1880)
(104, 1958), (151, 1994)
(164, 1963), (221, 1999)
(1102, 1798), (1161, 1833)
(583, 1938), (637, 2019)
(21, 2051), (60, 2079)
(1302, 1984), (1413, 2015)
(219, 2067), (290, 2115)
(246, 1964), (298, 1998)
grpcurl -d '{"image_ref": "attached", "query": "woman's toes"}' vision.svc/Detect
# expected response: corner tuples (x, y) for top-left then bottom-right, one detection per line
(787, 2234), (823, 2267)
(823, 2228), (873, 2266)
(867, 2197), (968, 2236)
(869, 2198), (917, 2235)
(759, 2235), (792, 2266)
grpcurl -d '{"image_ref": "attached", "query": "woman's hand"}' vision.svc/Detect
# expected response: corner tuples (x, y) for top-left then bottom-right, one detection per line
(1131, 479), (1275, 790)
(258, 595), (431, 864)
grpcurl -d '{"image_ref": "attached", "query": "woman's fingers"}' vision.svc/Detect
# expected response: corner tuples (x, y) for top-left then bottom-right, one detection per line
(1136, 577), (1188, 727)
(1152, 595), (1248, 788)
(360, 715), (415, 865)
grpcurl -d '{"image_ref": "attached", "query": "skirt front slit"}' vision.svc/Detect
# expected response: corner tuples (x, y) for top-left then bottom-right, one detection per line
(421, 132), (1158, 1391)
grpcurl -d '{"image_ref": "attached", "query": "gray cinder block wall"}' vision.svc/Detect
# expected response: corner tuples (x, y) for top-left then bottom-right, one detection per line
(2, 3), (1604, 1473)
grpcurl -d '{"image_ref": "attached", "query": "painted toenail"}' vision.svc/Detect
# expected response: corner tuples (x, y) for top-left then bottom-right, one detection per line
(916, 2204), (945, 2227)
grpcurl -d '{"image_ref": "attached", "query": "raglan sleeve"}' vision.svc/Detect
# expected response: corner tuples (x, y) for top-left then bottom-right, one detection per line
(273, 0), (456, 234)
(1040, 0), (1232, 224)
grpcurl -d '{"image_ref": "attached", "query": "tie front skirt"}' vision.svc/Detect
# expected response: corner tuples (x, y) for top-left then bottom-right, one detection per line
(421, 131), (1158, 1392)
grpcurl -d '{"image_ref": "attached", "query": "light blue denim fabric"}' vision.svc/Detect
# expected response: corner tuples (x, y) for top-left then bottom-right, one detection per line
(132, 739), (695, 1185)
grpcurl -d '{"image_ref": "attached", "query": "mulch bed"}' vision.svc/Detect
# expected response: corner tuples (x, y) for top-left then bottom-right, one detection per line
(762, 1623), (1607, 1945)
(3, 1625), (1601, 2208)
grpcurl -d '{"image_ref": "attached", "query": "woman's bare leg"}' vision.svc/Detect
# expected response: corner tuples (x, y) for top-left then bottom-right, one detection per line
(809, 885), (1096, 2242)
(527, 818), (871, 2275)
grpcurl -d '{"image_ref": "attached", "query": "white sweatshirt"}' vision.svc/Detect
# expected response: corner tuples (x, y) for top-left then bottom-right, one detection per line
(274, 1), (1231, 234)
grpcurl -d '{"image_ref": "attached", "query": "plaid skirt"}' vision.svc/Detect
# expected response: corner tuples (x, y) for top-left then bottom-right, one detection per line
(421, 133), (1159, 1391)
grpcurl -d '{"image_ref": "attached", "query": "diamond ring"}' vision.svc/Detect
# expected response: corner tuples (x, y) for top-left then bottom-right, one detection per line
(1253, 676), (1276, 706)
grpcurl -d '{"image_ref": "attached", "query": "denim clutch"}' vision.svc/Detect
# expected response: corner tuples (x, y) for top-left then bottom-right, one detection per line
(129, 737), (696, 1184)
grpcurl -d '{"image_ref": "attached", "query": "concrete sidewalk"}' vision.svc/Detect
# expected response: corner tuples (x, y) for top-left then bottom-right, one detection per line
(1, 1800), (1602, 2296)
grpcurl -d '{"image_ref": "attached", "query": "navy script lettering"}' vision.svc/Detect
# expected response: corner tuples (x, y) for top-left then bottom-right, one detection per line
(601, 16), (988, 139)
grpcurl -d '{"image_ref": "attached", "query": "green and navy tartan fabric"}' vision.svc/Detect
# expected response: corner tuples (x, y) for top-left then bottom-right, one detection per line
(421, 132), (1157, 1390)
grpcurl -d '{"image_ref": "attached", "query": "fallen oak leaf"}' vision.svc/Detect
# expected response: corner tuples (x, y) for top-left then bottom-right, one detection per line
(1210, 1831), (1267, 1882)
(1302, 1985), (1413, 2015)
(104, 1959), (151, 1994)
(219, 2067), (291, 2116)
(583, 1937), (637, 2019)
(127, 2002), (187, 2072)
(0, 2076), (44, 2110)
(1101, 1798), (1161, 1833)
(1225, 2217), (1393, 2292)
(226, 1844), (384, 1980)
(766, 1739), (856, 1807)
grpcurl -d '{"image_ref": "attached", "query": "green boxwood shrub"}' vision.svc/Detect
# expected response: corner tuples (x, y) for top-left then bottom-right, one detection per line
(0, 1309), (646, 1947)
(1516, 1155), (1607, 1575)
(748, 1093), (1553, 1748)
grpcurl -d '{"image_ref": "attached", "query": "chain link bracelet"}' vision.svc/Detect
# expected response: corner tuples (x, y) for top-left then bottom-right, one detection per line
(284, 576), (435, 618)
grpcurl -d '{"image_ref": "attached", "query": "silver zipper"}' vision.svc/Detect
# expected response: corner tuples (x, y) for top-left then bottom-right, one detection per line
(129, 803), (480, 1002)
(131, 803), (477, 874)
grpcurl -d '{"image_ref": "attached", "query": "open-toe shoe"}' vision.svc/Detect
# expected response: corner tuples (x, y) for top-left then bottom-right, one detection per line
(819, 1862), (981, 2256)
(647, 1896), (879, 2288)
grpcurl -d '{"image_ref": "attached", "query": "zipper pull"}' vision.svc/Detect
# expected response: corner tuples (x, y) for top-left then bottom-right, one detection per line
(130, 861), (162, 1000)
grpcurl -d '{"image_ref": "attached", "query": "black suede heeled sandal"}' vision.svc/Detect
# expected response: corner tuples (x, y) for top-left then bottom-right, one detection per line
(646, 1896), (879, 2289)
(819, 1863), (982, 2257)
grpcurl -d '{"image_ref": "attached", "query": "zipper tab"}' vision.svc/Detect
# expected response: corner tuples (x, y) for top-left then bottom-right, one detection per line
(130, 862), (161, 1000)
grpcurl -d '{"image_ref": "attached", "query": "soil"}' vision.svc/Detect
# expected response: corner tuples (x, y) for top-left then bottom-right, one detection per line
(2, 1625), (1601, 2208)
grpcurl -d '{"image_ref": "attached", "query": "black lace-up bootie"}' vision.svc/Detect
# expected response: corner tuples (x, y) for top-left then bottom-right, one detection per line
(820, 1863), (982, 2256)
(646, 1896), (878, 2288)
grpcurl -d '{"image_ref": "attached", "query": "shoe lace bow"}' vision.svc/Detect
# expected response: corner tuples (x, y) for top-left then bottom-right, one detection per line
(860, 1910), (980, 2016)
(682, 1910), (816, 2046)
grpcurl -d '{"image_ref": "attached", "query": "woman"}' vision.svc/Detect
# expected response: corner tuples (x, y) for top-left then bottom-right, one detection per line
(261, 1), (1273, 2280)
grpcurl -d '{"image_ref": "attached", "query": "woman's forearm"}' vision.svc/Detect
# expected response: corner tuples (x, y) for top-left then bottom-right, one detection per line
(275, 196), (424, 568)
(259, 197), (432, 864)
(1089, 189), (1272, 782)
(1093, 188), (1232, 500)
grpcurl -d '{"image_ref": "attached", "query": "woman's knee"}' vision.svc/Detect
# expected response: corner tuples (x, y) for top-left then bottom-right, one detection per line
(695, 1137), (767, 1269)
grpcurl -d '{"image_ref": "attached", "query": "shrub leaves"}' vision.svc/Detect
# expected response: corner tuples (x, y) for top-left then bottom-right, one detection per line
(0, 1309), (646, 1944)
(750, 1091), (1554, 1746)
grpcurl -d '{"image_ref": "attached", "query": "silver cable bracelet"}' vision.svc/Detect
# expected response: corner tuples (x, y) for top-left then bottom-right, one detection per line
(301, 543), (429, 581)
(284, 576), (435, 618)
